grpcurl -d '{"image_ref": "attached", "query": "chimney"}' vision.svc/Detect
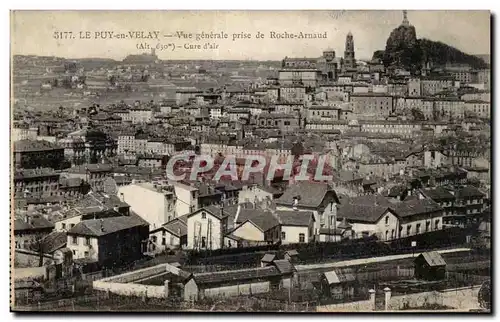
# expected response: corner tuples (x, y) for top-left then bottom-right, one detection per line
(293, 196), (299, 210)
(100, 219), (105, 232)
(234, 204), (242, 226)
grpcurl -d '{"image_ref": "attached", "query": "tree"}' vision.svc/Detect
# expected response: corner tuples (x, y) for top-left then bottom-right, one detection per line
(432, 106), (441, 121)
(478, 280), (491, 310)
(410, 108), (425, 121)
(109, 75), (117, 86)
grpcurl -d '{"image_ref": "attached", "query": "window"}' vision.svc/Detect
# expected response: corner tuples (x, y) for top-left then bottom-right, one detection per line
(162, 238), (166, 246)
(385, 216), (389, 225)
(72, 236), (78, 245)
(202, 212), (206, 219)
(85, 237), (90, 246)
(70, 224), (75, 229)
(426, 221), (430, 232)
(201, 237), (206, 248)
(84, 251), (89, 257)
(299, 233), (305, 243)
(416, 223), (421, 234)
(62, 223), (66, 230)
(406, 225), (411, 236)
(72, 250), (76, 255)
(435, 219), (440, 230)
(281, 231), (286, 241)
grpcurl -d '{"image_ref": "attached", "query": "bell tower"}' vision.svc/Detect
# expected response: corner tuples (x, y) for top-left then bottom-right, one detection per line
(344, 32), (356, 69)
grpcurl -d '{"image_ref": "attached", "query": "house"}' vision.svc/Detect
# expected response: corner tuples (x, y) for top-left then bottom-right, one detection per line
(336, 203), (399, 241)
(148, 214), (188, 253)
(238, 184), (284, 204)
(186, 205), (238, 250)
(453, 186), (486, 218)
(173, 182), (199, 217)
(118, 182), (176, 230)
(14, 215), (55, 250)
(273, 210), (315, 244)
(66, 214), (149, 266)
(230, 208), (280, 244)
(414, 251), (447, 281)
(276, 182), (340, 238)
(318, 217), (354, 242)
(229, 206), (315, 244)
(392, 198), (444, 238)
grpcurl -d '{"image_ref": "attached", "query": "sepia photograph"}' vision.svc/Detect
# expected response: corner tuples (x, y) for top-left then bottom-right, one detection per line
(9, 9), (492, 313)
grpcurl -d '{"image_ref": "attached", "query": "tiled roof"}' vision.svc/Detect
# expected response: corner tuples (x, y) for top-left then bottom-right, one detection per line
(163, 216), (188, 237)
(14, 168), (59, 180)
(246, 211), (280, 232)
(338, 204), (392, 224)
(273, 259), (296, 274)
(14, 139), (63, 152)
(193, 266), (281, 285)
(276, 182), (337, 208)
(418, 251), (446, 267)
(276, 210), (314, 227)
(67, 164), (114, 173)
(393, 199), (443, 218)
(74, 192), (129, 210)
(456, 186), (485, 199)
(261, 254), (276, 263)
(343, 194), (392, 207)
(324, 268), (356, 285)
(14, 215), (54, 232)
(36, 231), (67, 253)
(68, 214), (147, 237)
(420, 187), (455, 200)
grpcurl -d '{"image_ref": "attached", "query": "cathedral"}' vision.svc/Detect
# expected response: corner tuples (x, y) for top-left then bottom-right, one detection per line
(279, 31), (356, 86)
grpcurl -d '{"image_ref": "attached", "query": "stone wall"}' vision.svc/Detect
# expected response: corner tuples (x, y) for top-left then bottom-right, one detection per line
(317, 299), (374, 312)
(93, 281), (166, 298)
(389, 285), (482, 311)
(14, 249), (54, 268)
(13, 266), (48, 281)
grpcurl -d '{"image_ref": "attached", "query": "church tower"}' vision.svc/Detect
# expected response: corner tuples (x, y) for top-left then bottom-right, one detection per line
(344, 32), (356, 69)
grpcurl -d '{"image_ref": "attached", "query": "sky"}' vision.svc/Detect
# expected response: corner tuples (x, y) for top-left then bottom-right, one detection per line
(11, 10), (491, 61)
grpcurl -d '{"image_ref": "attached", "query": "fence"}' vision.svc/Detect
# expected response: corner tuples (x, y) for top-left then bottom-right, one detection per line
(446, 271), (489, 286)
(357, 266), (414, 282)
(185, 227), (473, 266)
(14, 291), (317, 312)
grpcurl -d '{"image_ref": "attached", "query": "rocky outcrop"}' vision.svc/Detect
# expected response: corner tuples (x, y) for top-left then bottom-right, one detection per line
(373, 24), (488, 72)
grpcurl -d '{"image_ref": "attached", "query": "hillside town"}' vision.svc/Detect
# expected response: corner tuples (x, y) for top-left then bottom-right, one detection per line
(11, 11), (491, 312)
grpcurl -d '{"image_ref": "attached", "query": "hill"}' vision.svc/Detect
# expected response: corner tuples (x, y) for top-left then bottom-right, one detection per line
(373, 24), (488, 73)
